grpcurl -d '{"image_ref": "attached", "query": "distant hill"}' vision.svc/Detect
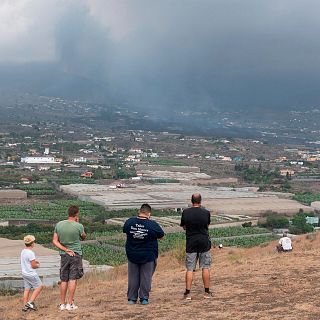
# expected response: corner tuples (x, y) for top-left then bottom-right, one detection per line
(1, 234), (320, 319)
(0, 62), (106, 102)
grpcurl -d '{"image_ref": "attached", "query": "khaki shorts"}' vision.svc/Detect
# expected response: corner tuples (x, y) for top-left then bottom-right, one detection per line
(186, 251), (212, 271)
(60, 254), (84, 282)
(22, 274), (42, 289)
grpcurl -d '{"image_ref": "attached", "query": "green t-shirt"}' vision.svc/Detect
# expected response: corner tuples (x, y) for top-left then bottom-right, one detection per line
(54, 220), (84, 255)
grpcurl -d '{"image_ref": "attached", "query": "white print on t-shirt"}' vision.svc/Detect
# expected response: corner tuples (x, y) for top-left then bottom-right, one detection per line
(130, 223), (149, 239)
(21, 249), (37, 276)
(279, 236), (292, 251)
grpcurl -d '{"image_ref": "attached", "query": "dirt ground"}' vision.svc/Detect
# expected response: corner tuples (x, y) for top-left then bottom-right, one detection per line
(204, 197), (311, 216)
(0, 238), (59, 257)
(1, 235), (320, 320)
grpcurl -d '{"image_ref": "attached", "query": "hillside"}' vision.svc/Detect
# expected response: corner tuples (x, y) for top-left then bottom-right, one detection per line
(1, 236), (320, 320)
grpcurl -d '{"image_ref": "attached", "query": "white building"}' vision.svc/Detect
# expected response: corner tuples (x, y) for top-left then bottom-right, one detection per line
(44, 147), (50, 155)
(73, 157), (87, 163)
(21, 157), (59, 164)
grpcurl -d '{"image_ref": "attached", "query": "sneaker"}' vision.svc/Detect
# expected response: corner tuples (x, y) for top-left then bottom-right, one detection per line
(128, 300), (137, 305)
(140, 299), (149, 305)
(65, 303), (78, 311)
(183, 292), (192, 300)
(26, 302), (37, 311)
(204, 291), (214, 299)
(59, 304), (66, 311)
(22, 305), (29, 312)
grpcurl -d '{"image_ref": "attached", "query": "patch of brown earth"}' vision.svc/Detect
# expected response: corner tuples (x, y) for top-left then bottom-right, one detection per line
(1, 235), (320, 320)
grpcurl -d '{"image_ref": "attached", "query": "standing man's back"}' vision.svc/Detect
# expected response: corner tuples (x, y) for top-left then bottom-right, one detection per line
(181, 206), (211, 254)
(54, 220), (83, 256)
(52, 205), (86, 311)
(180, 193), (212, 300)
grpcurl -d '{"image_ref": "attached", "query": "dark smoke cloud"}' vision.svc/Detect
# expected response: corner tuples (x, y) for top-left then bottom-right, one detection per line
(2, 0), (320, 113)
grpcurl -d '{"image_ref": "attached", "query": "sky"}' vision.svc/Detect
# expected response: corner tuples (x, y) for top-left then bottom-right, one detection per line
(0, 0), (320, 113)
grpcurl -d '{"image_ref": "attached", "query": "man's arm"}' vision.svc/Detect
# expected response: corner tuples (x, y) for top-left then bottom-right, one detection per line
(79, 224), (86, 240)
(52, 232), (75, 256)
(180, 211), (186, 230)
(155, 222), (165, 240)
(31, 259), (40, 269)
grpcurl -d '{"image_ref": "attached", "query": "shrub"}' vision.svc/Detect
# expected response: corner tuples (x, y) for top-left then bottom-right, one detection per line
(289, 212), (314, 234)
(262, 214), (289, 229)
(242, 222), (252, 228)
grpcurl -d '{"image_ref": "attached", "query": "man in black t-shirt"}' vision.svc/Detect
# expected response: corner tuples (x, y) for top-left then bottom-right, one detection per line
(123, 203), (164, 305)
(180, 193), (212, 300)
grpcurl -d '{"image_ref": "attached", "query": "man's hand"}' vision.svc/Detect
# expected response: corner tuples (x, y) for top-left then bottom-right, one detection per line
(80, 232), (87, 241)
(65, 249), (76, 256)
(53, 232), (75, 256)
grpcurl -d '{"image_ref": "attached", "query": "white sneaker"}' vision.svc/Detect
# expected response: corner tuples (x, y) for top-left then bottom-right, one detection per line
(65, 303), (78, 311)
(59, 304), (66, 311)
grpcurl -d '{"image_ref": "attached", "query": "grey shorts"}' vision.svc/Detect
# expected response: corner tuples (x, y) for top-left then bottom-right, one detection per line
(60, 254), (84, 282)
(22, 274), (42, 289)
(186, 251), (212, 271)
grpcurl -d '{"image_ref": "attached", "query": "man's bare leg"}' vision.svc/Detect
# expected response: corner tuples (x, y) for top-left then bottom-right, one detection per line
(23, 288), (30, 305)
(202, 268), (210, 289)
(186, 271), (193, 290)
(30, 286), (43, 302)
(67, 280), (77, 304)
(60, 281), (68, 304)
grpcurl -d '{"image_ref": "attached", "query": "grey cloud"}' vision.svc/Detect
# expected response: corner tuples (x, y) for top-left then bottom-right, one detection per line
(2, 0), (320, 112)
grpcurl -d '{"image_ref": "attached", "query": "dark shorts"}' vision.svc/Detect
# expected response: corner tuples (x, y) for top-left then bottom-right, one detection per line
(60, 254), (84, 282)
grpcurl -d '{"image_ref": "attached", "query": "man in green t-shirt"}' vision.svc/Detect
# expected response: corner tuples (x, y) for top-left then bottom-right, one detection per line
(53, 205), (86, 311)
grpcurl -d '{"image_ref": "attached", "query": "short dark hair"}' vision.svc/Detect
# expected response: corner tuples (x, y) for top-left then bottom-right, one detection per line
(68, 205), (79, 217)
(140, 203), (152, 213)
(191, 193), (202, 204)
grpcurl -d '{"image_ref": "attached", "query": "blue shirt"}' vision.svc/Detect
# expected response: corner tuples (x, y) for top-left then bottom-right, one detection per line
(123, 217), (165, 264)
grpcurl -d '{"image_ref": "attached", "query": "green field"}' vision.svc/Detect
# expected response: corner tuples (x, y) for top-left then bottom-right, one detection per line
(15, 184), (56, 196)
(82, 244), (127, 266)
(209, 226), (270, 238)
(214, 235), (277, 248)
(293, 192), (320, 205)
(0, 200), (105, 221)
(0, 201), (178, 221)
(0, 198), (277, 267)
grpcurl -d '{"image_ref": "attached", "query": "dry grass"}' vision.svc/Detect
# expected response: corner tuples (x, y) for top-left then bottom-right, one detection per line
(1, 235), (320, 319)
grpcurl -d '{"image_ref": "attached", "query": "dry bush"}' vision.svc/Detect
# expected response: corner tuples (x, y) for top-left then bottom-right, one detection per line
(227, 253), (243, 264)
(305, 233), (317, 241)
(170, 241), (186, 263)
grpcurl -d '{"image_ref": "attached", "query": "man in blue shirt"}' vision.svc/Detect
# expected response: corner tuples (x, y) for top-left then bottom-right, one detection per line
(123, 203), (164, 305)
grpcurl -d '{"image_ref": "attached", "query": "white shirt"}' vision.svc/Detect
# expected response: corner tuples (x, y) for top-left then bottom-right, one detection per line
(21, 249), (37, 276)
(279, 236), (292, 251)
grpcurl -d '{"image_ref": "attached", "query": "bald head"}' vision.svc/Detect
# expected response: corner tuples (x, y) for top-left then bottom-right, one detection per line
(191, 193), (202, 205)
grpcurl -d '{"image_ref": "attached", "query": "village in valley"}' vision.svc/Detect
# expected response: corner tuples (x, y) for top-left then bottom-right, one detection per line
(1, 94), (320, 298)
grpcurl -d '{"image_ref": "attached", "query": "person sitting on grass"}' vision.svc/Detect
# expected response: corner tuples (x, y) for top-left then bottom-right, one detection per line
(277, 232), (293, 252)
(123, 203), (165, 305)
(20, 235), (43, 312)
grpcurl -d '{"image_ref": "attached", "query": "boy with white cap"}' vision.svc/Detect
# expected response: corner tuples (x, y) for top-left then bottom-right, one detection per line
(20, 235), (43, 312)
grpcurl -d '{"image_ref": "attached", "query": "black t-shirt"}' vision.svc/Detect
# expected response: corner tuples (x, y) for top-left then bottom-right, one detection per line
(180, 206), (211, 253)
(123, 217), (165, 264)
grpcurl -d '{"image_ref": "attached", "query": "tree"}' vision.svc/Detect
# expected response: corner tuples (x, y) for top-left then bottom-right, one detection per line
(264, 214), (289, 228)
(289, 212), (314, 234)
